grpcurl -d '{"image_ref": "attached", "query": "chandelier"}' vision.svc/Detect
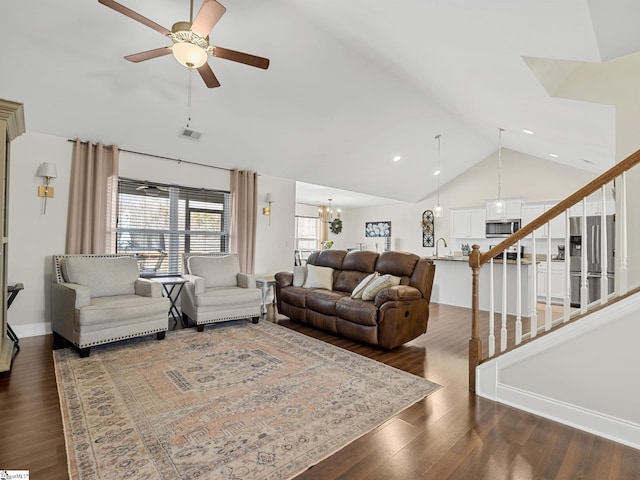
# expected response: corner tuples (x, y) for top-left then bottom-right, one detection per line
(319, 198), (343, 234)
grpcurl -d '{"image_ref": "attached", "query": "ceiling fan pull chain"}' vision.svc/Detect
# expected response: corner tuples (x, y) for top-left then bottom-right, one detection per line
(187, 68), (193, 127)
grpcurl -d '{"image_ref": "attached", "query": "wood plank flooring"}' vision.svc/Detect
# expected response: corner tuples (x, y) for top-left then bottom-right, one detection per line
(1, 303), (639, 479)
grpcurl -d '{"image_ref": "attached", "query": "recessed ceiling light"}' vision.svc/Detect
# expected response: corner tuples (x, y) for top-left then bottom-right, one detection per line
(433, 169), (441, 176)
(549, 153), (559, 158)
(392, 155), (402, 162)
(582, 158), (594, 165)
(522, 129), (534, 135)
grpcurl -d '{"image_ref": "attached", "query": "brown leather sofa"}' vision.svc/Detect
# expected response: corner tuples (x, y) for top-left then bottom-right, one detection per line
(275, 250), (436, 349)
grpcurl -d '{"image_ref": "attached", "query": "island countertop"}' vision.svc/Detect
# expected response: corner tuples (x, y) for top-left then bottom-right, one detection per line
(429, 256), (535, 315)
(430, 256), (535, 265)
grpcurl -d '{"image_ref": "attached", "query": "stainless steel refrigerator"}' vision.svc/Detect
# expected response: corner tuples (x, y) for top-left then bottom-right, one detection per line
(569, 215), (614, 307)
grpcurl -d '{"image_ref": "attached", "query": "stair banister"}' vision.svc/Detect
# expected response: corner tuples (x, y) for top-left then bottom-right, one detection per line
(468, 148), (640, 392)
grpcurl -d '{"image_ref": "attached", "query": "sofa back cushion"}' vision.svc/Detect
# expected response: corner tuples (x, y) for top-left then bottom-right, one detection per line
(375, 251), (419, 279)
(188, 255), (239, 288)
(308, 249), (348, 270)
(61, 256), (138, 298)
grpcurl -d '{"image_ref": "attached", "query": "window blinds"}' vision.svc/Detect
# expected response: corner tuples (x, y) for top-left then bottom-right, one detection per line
(116, 178), (231, 276)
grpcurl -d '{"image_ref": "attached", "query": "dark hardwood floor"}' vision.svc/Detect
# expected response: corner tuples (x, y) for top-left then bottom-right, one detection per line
(1, 303), (639, 479)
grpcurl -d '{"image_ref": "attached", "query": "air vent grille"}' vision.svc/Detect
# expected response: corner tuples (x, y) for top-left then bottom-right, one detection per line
(179, 127), (203, 141)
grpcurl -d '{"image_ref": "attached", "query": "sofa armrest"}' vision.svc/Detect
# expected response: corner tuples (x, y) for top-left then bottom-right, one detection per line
(275, 271), (293, 288)
(374, 285), (423, 307)
(183, 274), (205, 294)
(238, 273), (256, 289)
(135, 278), (163, 297)
(55, 282), (91, 308)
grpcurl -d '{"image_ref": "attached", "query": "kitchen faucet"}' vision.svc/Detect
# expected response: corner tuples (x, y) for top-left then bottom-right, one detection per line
(435, 237), (448, 258)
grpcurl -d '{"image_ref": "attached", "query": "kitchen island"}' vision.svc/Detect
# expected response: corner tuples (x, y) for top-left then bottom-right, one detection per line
(430, 256), (536, 316)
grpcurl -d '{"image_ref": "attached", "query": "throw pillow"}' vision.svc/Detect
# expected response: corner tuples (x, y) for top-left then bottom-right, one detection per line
(350, 272), (379, 299)
(303, 264), (334, 290)
(361, 273), (401, 301)
(293, 266), (307, 287)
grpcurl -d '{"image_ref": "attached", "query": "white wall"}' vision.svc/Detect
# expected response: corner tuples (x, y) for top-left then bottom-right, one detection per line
(499, 305), (640, 424)
(9, 133), (72, 336)
(8, 132), (296, 336)
(342, 150), (596, 256)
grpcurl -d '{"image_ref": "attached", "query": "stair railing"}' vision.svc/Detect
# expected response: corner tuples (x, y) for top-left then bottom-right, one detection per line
(468, 149), (640, 392)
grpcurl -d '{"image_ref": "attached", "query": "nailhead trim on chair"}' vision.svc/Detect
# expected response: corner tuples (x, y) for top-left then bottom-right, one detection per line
(75, 327), (167, 348)
(196, 313), (261, 326)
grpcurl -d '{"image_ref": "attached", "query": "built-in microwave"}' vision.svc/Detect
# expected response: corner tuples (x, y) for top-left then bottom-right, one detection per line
(485, 219), (521, 238)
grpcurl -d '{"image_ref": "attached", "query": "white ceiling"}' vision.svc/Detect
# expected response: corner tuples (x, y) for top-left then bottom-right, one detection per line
(2, 0), (638, 207)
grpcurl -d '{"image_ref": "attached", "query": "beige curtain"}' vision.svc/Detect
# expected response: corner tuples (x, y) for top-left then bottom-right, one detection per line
(230, 169), (257, 273)
(66, 139), (119, 254)
(319, 206), (329, 245)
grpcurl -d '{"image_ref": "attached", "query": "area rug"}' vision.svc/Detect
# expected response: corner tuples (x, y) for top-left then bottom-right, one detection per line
(54, 320), (441, 480)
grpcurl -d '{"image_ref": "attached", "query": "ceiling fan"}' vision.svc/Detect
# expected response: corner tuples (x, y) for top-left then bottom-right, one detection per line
(98, 0), (270, 88)
(136, 184), (169, 196)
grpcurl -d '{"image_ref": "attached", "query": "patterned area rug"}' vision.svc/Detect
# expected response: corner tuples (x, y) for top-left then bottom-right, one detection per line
(54, 320), (440, 480)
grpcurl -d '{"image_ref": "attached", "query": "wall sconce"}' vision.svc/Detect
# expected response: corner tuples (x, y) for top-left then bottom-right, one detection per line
(263, 193), (274, 225)
(36, 162), (58, 214)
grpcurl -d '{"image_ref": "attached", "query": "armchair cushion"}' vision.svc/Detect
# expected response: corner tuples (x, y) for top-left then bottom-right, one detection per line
(187, 255), (240, 288)
(61, 256), (139, 298)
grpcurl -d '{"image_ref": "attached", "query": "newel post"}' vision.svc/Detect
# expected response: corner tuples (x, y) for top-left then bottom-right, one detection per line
(468, 244), (482, 393)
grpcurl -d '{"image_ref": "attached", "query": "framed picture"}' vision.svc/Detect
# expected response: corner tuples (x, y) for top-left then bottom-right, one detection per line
(365, 221), (391, 238)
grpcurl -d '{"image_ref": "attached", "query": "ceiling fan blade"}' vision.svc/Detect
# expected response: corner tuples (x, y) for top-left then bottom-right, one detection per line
(191, 0), (226, 37)
(197, 63), (221, 88)
(98, 0), (171, 36)
(212, 46), (270, 70)
(125, 47), (172, 63)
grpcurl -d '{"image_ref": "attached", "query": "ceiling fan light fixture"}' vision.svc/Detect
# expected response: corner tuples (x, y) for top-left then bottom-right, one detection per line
(172, 42), (208, 68)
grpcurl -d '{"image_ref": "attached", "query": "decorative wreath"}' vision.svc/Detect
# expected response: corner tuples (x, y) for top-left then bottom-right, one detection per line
(329, 218), (343, 235)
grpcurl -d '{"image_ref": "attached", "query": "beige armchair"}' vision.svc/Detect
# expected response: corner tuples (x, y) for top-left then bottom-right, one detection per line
(181, 253), (262, 331)
(52, 254), (170, 357)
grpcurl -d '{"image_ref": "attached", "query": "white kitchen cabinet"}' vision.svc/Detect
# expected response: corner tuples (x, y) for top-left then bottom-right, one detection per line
(546, 203), (566, 238)
(522, 202), (566, 239)
(537, 261), (565, 302)
(451, 207), (486, 239)
(486, 198), (522, 220)
(522, 203), (545, 238)
(569, 196), (615, 217)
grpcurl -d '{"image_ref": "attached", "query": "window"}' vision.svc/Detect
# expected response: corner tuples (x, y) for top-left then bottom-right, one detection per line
(295, 216), (319, 264)
(115, 178), (230, 276)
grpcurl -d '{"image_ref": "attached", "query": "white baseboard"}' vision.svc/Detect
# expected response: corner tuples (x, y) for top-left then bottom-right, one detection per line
(495, 384), (640, 451)
(11, 322), (51, 338)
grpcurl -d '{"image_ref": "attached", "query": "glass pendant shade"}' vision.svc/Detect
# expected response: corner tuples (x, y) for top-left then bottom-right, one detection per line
(433, 203), (443, 218)
(172, 42), (208, 68)
(493, 198), (505, 215)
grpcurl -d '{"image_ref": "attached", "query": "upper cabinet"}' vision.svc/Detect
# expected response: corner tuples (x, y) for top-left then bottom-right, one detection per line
(569, 196), (615, 217)
(451, 207), (486, 239)
(522, 202), (566, 239)
(486, 198), (522, 220)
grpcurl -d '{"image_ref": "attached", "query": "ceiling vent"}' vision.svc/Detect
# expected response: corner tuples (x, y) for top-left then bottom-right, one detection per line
(179, 127), (203, 141)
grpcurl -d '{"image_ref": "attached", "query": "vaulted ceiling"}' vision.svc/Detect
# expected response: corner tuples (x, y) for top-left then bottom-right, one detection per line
(2, 0), (639, 207)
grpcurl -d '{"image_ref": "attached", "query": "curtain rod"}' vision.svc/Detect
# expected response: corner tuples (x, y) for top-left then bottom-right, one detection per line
(67, 138), (231, 172)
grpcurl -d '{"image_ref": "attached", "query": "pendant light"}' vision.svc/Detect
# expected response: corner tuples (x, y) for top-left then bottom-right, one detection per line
(433, 134), (443, 217)
(493, 128), (505, 216)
